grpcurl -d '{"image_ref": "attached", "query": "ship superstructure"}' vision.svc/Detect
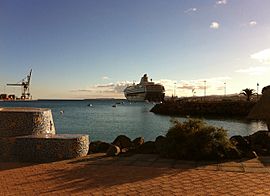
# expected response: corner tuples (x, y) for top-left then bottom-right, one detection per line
(124, 74), (165, 102)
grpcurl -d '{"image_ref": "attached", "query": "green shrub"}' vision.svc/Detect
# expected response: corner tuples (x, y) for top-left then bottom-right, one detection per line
(162, 118), (239, 160)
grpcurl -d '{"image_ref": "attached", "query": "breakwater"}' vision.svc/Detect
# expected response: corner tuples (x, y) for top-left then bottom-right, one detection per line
(151, 100), (256, 118)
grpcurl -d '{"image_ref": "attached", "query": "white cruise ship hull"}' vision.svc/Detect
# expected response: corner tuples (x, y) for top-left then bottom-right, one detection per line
(125, 92), (146, 101)
(124, 74), (165, 102)
(124, 86), (165, 102)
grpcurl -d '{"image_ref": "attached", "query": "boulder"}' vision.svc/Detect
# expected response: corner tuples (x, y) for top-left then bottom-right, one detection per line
(251, 145), (269, 156)
(132, 137), (144, 149)
(245, 151), (258, 159)
(224, 146), (241, 160)
(137, 141), (156, 154)
(112, 135), (133, 149)
(246, 131), (270, 155)
(89, 141), (110, 153)
(155, 135), (167, 154)
(230, 135), (250, 153)
(106, 144), (120, 156)
(121, 148), (129, 153)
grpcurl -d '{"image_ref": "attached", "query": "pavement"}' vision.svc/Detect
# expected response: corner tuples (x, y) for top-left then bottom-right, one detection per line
(1, 153), (270, 195)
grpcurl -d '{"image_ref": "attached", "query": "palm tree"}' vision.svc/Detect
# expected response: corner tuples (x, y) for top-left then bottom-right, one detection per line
(240, 88), (256, 101)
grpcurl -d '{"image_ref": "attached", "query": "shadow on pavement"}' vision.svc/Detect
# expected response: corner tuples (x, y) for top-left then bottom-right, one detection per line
(0, 161), (36, 171)
(35, 154), (180, 194)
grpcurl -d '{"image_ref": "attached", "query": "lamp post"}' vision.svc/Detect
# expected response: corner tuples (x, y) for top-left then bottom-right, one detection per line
(257, 82), (259, 100)
(204, 80), (206, 97)
(174, 82), (176, 97)
(224, 82), (226, 96)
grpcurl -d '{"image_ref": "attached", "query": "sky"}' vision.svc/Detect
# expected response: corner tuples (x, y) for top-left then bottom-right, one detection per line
(1, 0), (270, 99)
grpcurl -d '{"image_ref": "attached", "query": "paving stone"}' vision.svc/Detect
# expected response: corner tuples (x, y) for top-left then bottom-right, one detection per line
(219, 161), (243, 167)
(244, 167), (270, 173)
(133, 154), (159, 162)
(173, 160), (197, 169)
(151, 161), (174, 168)
(220, 166), (244, 172)
(1, 154), (270, 195)
(132, 160), (153, 167)
(112, 160), (134, 166)
(242, 162), (264, 168)
(196, 164), (219, 171)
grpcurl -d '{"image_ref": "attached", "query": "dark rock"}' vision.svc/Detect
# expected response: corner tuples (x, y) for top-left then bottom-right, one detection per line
(248, 131), (270, 146)
(132, 137), (144, 149)
(245, 151), (258, 159)
(89, 141), (110, 153)
(112, 135), (132, 149)
(121, 148), (129, 153)
(106, 144), (120, 156)
(137, 141), (156, 154)
(225, 147), (241, 159)
(155, 135), (167, 154)
(230, 135), (250, 153)
(252, 145), (269, 156)
(246, 130), (270, 155)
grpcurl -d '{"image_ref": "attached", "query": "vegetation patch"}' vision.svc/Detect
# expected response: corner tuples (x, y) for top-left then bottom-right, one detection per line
(160, 119), (240, 160)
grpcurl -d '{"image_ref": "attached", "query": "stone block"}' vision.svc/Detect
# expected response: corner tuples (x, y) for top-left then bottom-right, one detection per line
(14, 134), (89, 162)
(0, 107), (55, 137)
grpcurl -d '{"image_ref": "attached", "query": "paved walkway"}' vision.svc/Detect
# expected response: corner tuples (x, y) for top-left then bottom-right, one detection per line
(1, 153), (270, 195)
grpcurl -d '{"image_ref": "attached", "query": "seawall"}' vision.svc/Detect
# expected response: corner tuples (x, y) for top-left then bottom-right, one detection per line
(150, 100), (256, 118)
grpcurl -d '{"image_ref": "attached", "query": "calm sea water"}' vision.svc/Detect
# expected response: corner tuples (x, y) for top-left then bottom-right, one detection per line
(0, 100), (266, 142)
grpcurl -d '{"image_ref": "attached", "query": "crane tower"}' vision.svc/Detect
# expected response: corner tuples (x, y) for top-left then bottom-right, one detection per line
(7, 69), (32, 100)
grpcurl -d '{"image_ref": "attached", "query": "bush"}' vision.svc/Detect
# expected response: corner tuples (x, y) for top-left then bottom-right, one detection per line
(161, 118), (239, 160)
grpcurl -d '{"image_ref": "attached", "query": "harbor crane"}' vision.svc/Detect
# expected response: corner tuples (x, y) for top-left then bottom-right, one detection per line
(7, 69), (32, 100)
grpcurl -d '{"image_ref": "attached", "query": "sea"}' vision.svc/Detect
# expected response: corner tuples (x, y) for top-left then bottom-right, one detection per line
(0, 99), (266, 142)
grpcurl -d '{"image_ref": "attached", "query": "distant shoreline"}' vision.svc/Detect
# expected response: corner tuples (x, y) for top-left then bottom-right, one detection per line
(37, 98), (126, 101)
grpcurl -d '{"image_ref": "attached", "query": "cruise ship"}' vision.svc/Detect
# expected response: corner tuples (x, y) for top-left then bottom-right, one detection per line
(124, 74), (165, 102)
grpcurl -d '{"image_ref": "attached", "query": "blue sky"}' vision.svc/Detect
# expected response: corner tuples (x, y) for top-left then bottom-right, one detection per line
(1, 0), (270, 99)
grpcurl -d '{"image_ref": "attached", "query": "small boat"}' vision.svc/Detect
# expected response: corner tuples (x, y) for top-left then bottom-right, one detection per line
(112, 104), (116, 108)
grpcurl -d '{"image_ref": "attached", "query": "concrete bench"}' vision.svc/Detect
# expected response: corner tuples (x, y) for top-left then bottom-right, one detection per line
(0, 107), (55, 137)
(15, 134), (89, 162)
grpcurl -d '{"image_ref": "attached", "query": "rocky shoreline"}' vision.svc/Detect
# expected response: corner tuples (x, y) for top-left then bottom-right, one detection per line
(89, 130), (270, 161)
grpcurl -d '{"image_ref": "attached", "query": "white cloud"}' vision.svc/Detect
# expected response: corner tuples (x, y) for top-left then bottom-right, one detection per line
(235, 66), (270, 75)
(157, 77), (231, 96)
(210, 22), (220, 29)
(101, 76), (109, 80)
(251, 48), (270, 64)
(184, 8), (197, 13)
(216, 0), (227, 5)
(71, 81), (132, 98)
(249, 20), (257, 27)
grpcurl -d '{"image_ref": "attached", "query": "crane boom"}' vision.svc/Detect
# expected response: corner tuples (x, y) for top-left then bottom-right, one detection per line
(7, 84), (24, 86)
(6, 69), (32, 100)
